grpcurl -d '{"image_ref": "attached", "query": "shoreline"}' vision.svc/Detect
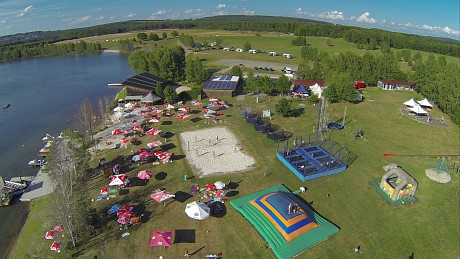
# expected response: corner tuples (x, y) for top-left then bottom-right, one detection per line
(2, 201), (31, 259)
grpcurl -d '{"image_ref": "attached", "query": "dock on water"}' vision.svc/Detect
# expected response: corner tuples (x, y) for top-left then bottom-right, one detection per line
(19, 170), (53, 202)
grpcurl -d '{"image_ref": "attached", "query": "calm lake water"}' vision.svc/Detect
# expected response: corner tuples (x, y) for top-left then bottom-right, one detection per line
(0, 53), (132, 257)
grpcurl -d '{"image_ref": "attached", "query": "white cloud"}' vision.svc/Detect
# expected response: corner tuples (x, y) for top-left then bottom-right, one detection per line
(296, 8), (306, 15)
(352, 12), (376, 24)
(421, 24), (460, 36)
(319, 10), (345, 20)
(126, 13), (136, 18)
(217, 4), (226, 9)
(75, 15), (92, 23)
(94, 7), (103, 11)
(95, 16), (105, 21)
(150, 10), (167, 19)
(184, 8), (204, 16)
(215, 11), (226, 15)
(18, 5), (34, 17)
(0, 19), (7, 24)
(241, 8), (255, 15)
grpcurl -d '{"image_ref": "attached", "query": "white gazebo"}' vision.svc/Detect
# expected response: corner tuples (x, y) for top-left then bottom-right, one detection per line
(417, 98), (433, 108)
(403, 98), (419, 107)
(185, 201), (210, 220)
(408, 104), (428, 115)
(310, 83), (323, 98)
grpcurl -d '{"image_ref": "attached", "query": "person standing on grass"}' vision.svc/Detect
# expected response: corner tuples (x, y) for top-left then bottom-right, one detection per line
(184, 249), (190, 258)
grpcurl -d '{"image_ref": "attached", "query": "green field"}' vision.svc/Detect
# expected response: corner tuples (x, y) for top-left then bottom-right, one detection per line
(60, 29), (459, 76)
(13, 87), (459, 258)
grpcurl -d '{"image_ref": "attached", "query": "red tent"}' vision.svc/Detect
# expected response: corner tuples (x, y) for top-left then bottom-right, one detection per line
(205, 184), (216, 191)
(54, 224), (64, 233)
(150, 231), (173, 247)
(112, 129), (123, 135)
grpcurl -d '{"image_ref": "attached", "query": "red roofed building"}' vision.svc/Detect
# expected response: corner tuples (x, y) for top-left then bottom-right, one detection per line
(293, 79), (326, 88)
(377, 80), (416, 91)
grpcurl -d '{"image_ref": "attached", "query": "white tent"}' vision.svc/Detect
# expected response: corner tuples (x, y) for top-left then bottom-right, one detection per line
(408, 104), (428, 114)
(310, 83), (323, 98)
(124, 103), (133, 109)
(185, 201), (210, 220)
(417, 98), (433, 107)
(403, 98), (419, 107)
(113, 106), (123, 112)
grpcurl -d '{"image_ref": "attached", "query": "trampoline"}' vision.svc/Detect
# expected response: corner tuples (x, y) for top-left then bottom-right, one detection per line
(277, 137), (347, 182)
(231, 184), (339, 259)
(327, 122), (344, 130)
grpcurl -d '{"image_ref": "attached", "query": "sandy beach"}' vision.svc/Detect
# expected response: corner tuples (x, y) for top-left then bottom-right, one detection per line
(180, 127), (255, 177)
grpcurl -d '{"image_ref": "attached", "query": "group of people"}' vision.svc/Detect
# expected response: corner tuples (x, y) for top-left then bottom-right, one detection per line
(288, 203), (300, 214)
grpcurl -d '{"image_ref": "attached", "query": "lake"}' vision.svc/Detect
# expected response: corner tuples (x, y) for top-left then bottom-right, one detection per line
(0, 53), (132, 257)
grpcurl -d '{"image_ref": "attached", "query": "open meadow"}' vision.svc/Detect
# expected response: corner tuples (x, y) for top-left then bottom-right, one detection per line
(13, 87), (459, 258)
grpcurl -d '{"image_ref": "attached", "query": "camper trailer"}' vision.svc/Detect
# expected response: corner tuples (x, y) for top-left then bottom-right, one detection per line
(248, 49), (257, 54)
(236, 48), (244, 52)
(223, 47), (230, 51)
(269, 51), (277, 56)
(282, 53), (292, 59)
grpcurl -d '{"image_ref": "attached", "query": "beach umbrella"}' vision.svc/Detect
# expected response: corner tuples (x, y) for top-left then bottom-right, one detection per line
(150, 231), (173, 247)
(205, 184), (216, 191)
(218, 100), (226, 105)
(100, 187), (109, 195)
(109, 174), (127, 186)
(216, 111), (224, 116)
(214, 181), (225, 190)
(113, 106), (123, 112)
(210, 102), (219, 107)
(192, 101), (202, 107)
(53, 224), (64, 233)
(146, 128), (161, 136)
(108, 204), (122, 215)
(203, 114), (215, 119)
(131, 119), (137, 124)
(112, 129), (123, 135)
(178, 106), (190, 112)
(130, 137), (138, 143)
(150, 190), (175, 203)
(132, 155), (141, 162)
(149, 117), (160, 123)
(164, 111), (173, 117)
(44, 230), (55, 240)
(117, 216), (130, 225)
(50, 241), (61, 253)
(139, 151), (154, 159)
(164, 103), (175, 110)
(150, 109), (163, 115)
(122, 204), (133, 211)
(117, 209), (134, 218)
(176, 113), (190, 120)
(124, 129), (131, 133)
(122, 137), (129, 143)
(147, 140), (162, 149)
(209, 97), (219, 102)
(185, 201), (210, 220)
(138, 170), (152, 180)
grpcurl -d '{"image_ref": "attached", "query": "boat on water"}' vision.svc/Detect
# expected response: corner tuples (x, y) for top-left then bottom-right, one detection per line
(28, 159), (47, 167)
(2, 102), (10, 109)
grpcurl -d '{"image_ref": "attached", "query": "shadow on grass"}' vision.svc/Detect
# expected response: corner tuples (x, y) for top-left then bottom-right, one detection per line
(174, 191), (193, 203)
(162, 120), (173, 126)
(155, 172), (167, 180)
(191, 117), (202, 123)
(161, 143), (176, 151)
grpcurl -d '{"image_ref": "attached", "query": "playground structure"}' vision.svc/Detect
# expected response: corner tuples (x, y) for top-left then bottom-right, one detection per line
(426, 157), (451, 183)
(240, 110), (289, 141)
(230, 184), (339, 259)
(380, 164), (418, 201)
(277, 135), (348, 182)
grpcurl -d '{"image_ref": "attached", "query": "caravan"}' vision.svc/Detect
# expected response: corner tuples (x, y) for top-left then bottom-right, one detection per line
(269, 51), (277, 56)
(235, 48), (244, 53)
(248, 49), (258, 54)
(282, 53), (292, 59)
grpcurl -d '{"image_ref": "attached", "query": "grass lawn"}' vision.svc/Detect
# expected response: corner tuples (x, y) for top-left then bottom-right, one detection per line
(13, 87), (459, 258)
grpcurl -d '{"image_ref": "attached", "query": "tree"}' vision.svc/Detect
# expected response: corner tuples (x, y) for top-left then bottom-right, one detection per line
(244, 72), (257, 93)
(185, 55), (208, 84)
(326, 39), (333, 46)
(292, 36), (307, 46)
(257, 76), (276, 94)
(137, 32), (148, 41)
(275, 98), (292, 117)
(128, 50), (149, 74)
(76, 99), (97, 151)
(47, 134), (89, 248)
(324, 72), (357, 103)
(275, 75), (291, 94)
(229, 66), (243, 78)
(215, 38), (223, 46)
(162, 32), (168, 39)
(171, 31), (179, 37)
(243, 41), (251, 52)
(155, 82), (165, 99)
(148, 33), (160, 41)
(118, 39), (134, 52)
(163, 86), (177, 103)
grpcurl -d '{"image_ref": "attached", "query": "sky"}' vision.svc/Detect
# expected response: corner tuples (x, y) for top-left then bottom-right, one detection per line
(0, 0), (459, 40)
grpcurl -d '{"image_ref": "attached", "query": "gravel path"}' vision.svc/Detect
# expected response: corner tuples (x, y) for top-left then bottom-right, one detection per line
(180, 127), (255, 177)
(216, 58), (297, 74)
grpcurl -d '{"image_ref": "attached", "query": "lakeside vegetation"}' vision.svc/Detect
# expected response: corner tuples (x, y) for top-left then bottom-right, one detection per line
(13, 88), (459, 258)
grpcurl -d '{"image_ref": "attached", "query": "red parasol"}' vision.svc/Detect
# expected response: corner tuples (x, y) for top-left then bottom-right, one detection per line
(109, 174), (127, 186)
(50, 241), (61, 253)
(112, 129), (123, 135)
(193, 101), (202, 107)
(100, 187), (109, 195)
(150, 231), (173, 247)
(178, 106), (191, 112)
(205, 184), (216, 191)
(139, 151), (154, 159)
(150, 190), (175, 203)
(147, 140), (162, 148)
(117, 216), (130, 225)
(209, 97), (219, 102)
(137, 170), (152, 180)
(146, 128), (161, 136)
(176, 113), (190, 120)
(149, 117), (160, 123)
(44, 230), (55, 240)
(164, 103), (175, 110)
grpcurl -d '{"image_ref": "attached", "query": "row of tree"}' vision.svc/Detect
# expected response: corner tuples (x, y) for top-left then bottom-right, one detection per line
(0, 41), (101, 62)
